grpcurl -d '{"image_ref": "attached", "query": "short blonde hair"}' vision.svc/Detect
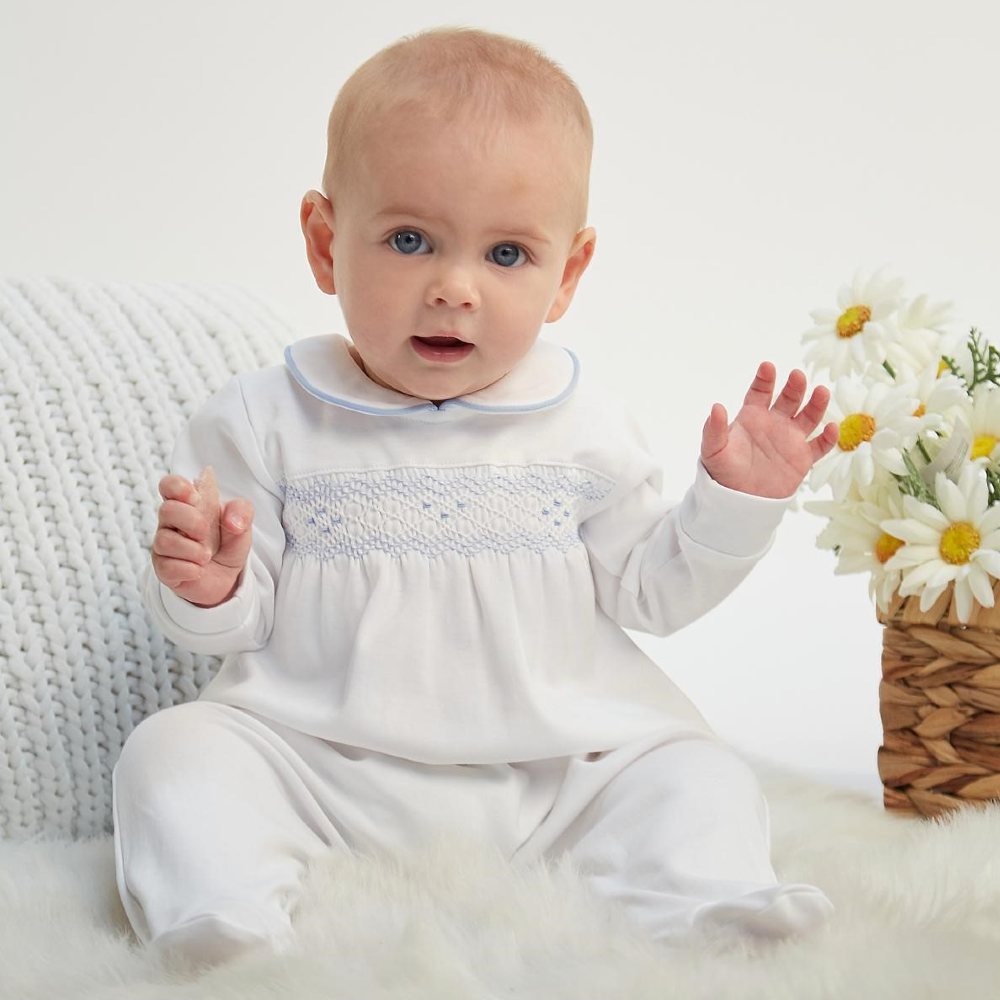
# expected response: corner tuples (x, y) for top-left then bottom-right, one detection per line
(322, 27), (593, 225)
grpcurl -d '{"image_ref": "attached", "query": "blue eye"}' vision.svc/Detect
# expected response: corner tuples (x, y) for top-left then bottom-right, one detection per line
(391, 230), (429, 255)
(489, 243), (526, 268)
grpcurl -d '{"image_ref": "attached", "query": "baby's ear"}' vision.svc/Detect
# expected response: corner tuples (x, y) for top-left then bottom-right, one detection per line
(300, 190), (337, 295)
(546, 227), (596, 323)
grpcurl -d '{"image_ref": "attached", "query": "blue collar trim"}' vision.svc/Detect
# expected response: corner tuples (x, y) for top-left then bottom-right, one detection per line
(284, 347), (438, 415)
(283, 336), (579, 417)
(433, 352), (579, 413)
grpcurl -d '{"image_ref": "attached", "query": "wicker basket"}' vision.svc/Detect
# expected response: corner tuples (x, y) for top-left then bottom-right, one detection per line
(878, 582), (1000, 817)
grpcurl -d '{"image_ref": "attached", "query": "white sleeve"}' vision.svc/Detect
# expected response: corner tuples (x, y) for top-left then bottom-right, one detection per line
(142, 376), (285, 656)
(580, 445), (790, 637)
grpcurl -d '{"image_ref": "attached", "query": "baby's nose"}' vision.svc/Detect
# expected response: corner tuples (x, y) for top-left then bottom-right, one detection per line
(425, 263), (480, 310)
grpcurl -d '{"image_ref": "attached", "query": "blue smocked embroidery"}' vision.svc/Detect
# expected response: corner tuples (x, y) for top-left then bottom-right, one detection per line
(282, 465), (613, 560)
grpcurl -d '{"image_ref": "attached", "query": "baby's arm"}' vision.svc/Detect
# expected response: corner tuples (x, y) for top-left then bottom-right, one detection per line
(151, 465), (255, 608)
(582, 463), (786, 636)
(579, 367), (834, 636)
(143, 376), (285, 656)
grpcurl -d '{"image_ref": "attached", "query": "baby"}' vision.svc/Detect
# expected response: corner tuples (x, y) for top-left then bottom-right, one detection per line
(112, 26), (839, 968)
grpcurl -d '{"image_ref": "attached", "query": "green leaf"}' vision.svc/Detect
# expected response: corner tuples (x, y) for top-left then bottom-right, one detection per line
(987, 467), (1000, 508)
(941, 353), (968, 390)
(964, 327), (1000, 391)
(894, 449), (939, 508)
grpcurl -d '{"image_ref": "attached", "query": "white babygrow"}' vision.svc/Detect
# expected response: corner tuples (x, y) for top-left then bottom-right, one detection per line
(115, 334), (834, 964)
(146, 334), (790, 759)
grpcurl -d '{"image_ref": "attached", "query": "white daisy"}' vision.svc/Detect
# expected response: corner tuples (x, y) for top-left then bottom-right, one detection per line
(882, 466), (1000, 622)
(963, 385), (1000, 465)
(809, 376), (920, 499)
(909, 362), (969, 432)
(885, 294), (955, 378)
(801, 267), (905, 379)
(805, 478), (907, 611)
(867, 359), (968, 437)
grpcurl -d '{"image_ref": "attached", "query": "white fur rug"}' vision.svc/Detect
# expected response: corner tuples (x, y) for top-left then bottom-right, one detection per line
(3, 768), (1000, 1000)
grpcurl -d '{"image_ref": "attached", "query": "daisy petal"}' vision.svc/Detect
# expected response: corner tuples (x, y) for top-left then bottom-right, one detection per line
(919, 581), (948, 610)
(981, 507), (1000, 535)
(937, 478), (968, 524)
(928, 563), (960, 589)
(880, 519), (939, 545)
(896, 559), (945, 589)
(954, 578), (973, 622)
(901, 497), (949, 531)
(808, 309), (838, 324)
(975, 549), (1000, 578)
(968, 565), (996, 608)
(836, 553), (873, 574)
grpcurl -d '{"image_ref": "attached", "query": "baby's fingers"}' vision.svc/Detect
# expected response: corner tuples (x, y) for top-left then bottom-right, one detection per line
(794, 385), (832, 435)
(743, 362), (777, 408)
(215, 499), (254, 570)
(151, 553), (204, 589)
(809, 422), (839, 462)
(192, 466), (222, 555)
(152, 524), (213, 565)
(157, 498), (211, 541)
(700, 402), (729, 460)
(158, 474), (196, 504)
(771, 368), (808, 418)
(220, 498), (253, 536)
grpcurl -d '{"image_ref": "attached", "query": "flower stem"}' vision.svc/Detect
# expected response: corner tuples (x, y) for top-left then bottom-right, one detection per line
(882, 359), (897, 379)
(987, 467), (1000, 507)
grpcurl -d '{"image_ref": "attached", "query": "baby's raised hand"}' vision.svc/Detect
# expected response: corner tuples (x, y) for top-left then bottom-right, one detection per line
(700, 363), (838, 498)
(151, 466), (255, 607)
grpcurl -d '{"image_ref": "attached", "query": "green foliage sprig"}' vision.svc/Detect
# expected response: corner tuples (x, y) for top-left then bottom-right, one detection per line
(987, 466), (1000, 508)
(941, 328), (996, 393)
(894, 451), (939, 508)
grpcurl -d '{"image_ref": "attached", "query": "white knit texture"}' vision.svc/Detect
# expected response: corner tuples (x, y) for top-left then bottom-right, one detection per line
(0, 276), (290, 839)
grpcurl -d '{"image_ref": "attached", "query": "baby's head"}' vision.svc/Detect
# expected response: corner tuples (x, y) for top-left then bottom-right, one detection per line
(301, 27), (596, 404)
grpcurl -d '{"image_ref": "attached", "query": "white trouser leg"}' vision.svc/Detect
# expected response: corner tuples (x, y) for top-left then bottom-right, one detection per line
(519, 737), (833, 945)
(112, 701), (346, 968)
(111, 701), (548, 967)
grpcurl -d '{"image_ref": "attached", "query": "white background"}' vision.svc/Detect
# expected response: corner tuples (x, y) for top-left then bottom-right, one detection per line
(3, 0), (999, 797)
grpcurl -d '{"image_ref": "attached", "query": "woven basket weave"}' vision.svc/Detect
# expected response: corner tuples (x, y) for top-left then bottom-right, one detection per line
(878, 582), (1000, 817)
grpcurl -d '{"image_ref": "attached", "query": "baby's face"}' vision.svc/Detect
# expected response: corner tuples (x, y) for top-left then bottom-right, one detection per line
(319, 111), (593, 402)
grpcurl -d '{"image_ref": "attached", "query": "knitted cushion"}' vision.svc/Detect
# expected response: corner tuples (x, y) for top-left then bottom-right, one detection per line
(0, 277), (290, 839)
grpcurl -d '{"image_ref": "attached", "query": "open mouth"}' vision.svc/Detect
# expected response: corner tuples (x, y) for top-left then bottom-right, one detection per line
(411, 336), (475, 363)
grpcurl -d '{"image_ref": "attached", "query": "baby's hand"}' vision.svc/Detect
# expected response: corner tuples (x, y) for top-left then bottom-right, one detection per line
(700, 363), (838, 498)
(151, 466), (255, 607)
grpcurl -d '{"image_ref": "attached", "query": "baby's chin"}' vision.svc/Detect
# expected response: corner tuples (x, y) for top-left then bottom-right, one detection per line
(349, 345), (507, 402)
(404, 372), (502, 404)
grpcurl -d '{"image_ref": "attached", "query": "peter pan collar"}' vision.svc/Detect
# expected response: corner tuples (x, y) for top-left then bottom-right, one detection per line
(284, 334), (579, 418)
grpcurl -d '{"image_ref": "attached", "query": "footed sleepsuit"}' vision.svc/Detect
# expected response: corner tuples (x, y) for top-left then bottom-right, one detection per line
(113, 334), (832, 964)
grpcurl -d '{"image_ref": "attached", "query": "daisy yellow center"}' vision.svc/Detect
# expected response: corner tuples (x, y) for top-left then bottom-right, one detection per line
(939, 522), (981, 565)
(972, 434), (999, 460)
(937, 358), (950, 377)
(836, 305), (872, 339)
(838, 413), (876, 451)
(913, 404), (926, 418)
(875, 533), (905, 564)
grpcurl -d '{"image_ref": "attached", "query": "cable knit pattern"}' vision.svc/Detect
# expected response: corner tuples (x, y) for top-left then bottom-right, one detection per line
(0, 277), (289, 839)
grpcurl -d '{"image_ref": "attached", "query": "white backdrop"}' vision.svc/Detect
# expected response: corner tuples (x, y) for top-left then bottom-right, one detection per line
(3, 0), (999, 796)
